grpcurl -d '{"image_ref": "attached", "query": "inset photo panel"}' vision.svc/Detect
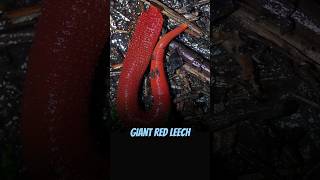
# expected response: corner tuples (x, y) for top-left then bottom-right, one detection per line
(110, 0), (210, 128)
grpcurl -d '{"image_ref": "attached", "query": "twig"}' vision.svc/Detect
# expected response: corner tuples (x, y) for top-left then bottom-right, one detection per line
(232, 6), (320, 67)
(181, 64), (210, 83)
(194, 0), (210, 7)
(0, 4), (41, 31)
(112, 29), (129, 34)
(170, 40), (210, 77)
(290, 93), (320, 110)
(111, 63), (123, 70)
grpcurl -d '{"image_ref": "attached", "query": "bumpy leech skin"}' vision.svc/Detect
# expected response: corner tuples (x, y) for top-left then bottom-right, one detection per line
(21, 0), (108, 179)
(116, 6), (163, 127)
(116, 5), (188, 127)
(148, 23), (189, 124)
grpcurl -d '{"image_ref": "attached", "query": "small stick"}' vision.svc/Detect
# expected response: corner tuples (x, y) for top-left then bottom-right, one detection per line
(111, 63), (123, 70)
(5, 4), (41, 20)
(290, 93), (320, 110)
(0, 4), (41, 31)
(112, 29), (129, 34)
(194, 0), (210, 7)
(170, 40), (210, 75)
(181, 64), (210, 83)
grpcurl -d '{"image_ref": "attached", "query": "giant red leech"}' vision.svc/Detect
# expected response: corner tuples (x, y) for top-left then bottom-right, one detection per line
(21, 0), (108, 179)
(116, 6), (188, 127)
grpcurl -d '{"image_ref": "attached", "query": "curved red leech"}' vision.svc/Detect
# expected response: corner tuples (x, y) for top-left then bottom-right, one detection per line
(21, 0), (108, 179)
(148, 23), (188, 124)
(116, 5), (188, 127)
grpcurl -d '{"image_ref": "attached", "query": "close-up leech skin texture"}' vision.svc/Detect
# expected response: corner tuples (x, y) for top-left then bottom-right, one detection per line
(21, 0), (108, 179)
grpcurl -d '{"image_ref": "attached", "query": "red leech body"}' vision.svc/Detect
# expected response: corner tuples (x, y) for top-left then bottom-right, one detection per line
(116, 6), (188, 127)
(21, 0), (108, 179)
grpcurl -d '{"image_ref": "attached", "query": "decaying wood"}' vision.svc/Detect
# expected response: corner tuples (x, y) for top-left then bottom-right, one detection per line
(240, 0), (320, 33)
(170, 40), (210, 78)
(290, 93), (320, 110)
(0, 4), (41, 31)
(212, 29), (260, 95)
(194, 0), (210, 7)
(5, 4), (41, 20)
(176, 69), (192, 92)
(181, 64), (210, 83)
(212, 30), (244, 55)
(238, 54), (254, 81)
(231, 5), (320, 67)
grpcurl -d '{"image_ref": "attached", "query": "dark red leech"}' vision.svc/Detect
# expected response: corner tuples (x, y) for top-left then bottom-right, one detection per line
(116, 6), (188, 127)
(21, 0), (108, 179)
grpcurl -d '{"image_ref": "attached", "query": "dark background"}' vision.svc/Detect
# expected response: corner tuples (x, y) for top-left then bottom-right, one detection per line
(111, 132), (210, 180)
(1, 0), (320, 180)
